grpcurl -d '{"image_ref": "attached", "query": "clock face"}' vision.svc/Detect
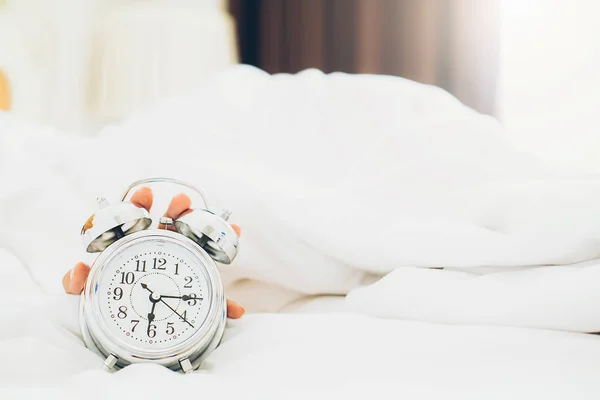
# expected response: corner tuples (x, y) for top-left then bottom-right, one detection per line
(93, 237), (213, 353)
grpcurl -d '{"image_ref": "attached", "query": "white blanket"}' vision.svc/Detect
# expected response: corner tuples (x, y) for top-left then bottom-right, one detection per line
(2, 65), (600, 398)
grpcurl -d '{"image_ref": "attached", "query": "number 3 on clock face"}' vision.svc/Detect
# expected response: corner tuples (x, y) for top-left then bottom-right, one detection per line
(95, 237), (212, 352)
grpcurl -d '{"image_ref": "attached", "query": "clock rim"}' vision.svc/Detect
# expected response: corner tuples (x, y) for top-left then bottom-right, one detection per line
(79, 229), (226, 369)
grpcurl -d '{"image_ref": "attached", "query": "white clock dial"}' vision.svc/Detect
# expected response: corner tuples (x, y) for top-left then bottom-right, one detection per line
(94, 238), (212, 352)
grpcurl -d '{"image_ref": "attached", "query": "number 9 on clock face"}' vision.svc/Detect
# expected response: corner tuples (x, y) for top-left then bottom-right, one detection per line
(91, 236), (214, 353)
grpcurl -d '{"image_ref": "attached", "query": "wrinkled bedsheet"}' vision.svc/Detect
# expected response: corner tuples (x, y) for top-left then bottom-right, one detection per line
(2, 65), (600, 399)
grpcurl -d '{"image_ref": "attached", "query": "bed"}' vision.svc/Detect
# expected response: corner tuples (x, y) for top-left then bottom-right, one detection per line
(2, 65), (600, 399)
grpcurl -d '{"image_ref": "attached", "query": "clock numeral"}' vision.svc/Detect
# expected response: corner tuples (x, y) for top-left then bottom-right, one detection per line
(131, 320), (140, 332)
(184, 276), (193, 289)
(118, 306), (128, 319)
(174, 263), (180, 275)
(113, 287), (123, 301)
(135, 260), (146, 272)
(181, 310), (187, 321)
(120, 272), (135, 285)
(152, 257), (167, 270)
(166, 322), (175, 335)
(147, 324), (157, 338)
(187, 293), (199, 306)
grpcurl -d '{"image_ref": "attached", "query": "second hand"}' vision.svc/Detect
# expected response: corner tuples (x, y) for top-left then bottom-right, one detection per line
(159, 298), (194, 328)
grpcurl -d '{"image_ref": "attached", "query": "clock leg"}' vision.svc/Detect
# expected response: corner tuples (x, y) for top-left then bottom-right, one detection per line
(179, 358), (193, 374)
(103, 354), (119, 371)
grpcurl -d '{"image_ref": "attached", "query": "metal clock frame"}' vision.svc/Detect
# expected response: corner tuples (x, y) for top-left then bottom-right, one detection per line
(79, 229), (227, 373)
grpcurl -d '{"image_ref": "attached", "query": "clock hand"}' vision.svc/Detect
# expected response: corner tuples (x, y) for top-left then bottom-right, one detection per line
(159, 298), (194, 328)
(141, 282), (162, 304)
(147, 301), (157, 333)
(160, 294), (203, 302)
(141, 282), (161, 334)
(141, 283), (194, 327)
(141, 282), (152, 293)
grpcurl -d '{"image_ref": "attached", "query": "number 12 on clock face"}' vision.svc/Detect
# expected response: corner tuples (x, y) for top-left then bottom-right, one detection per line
(134, 257), (176, 273)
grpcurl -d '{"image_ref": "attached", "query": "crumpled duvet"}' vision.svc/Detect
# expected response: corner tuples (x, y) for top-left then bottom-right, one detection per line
(2, 65), (600, 398)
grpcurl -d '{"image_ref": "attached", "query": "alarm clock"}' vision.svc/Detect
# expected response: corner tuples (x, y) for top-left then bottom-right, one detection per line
(78, 178), (239, 374)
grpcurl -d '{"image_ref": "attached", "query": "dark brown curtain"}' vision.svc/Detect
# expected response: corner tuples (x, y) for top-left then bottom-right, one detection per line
(228, 0), (501, 116)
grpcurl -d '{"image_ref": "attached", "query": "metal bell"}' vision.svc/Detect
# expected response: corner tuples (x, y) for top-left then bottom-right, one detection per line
(81, 197), (152, 253)
(174, 208), (239, 264)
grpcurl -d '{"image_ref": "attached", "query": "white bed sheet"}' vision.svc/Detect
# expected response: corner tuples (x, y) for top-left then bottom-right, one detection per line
(3, 65), (600, 399)
(2, 295), (600, 400)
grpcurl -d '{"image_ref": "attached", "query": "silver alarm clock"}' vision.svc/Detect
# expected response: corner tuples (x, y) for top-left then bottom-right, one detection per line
(78, 178), (239, 373)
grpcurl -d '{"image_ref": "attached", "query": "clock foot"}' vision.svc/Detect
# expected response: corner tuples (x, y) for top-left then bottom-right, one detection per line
(179, 357), (193, 374)
(103, 354), (119, 371)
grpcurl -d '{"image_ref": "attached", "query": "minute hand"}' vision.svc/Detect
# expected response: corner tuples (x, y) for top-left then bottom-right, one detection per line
(160, 294), (203, 301)
(159, 298), (194, 328)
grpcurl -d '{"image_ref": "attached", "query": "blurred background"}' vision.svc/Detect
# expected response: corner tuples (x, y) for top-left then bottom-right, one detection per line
(1, 0), (600, 172)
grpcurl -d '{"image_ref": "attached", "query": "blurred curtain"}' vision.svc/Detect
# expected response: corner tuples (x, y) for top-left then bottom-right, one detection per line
(228, 0), (501, 116)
